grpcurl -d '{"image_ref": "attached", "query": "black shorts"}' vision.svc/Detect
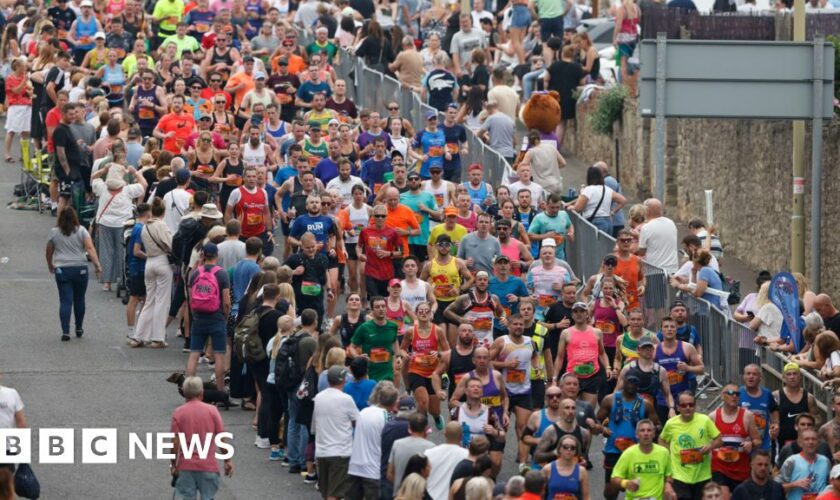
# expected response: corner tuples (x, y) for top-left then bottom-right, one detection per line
(365, 276), (389, 300)
(711, 471), (742, 492)
(603, 452), (621, 482)
(328, 255), (339, 269)
(577, 369), (607, 395)
(539, 15), (564, 40)
(409, 244), (428, 263)
(530, 379), (545, 410)
(407, 373), (434, 393)
(433, 299), (457, 325)
(128, 273), (146, 297)
(280, 219), (291, 236)
(509, 393), (532, 411)
(346, 243), (358, 260)
(672, 479), (708, 500)
(489, 434), (506, 452)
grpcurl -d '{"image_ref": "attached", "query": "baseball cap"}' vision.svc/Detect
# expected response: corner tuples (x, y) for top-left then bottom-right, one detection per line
(429, 164), (443, 172)
(407, 172), (421, 180)
(784, 362), (801, 373)
(199, 111), (211, 120)
(243, 55), (255, 63)
(444, 207), (458, 217)
(638, 336), (655, 348)
(493, 254), (510, 264)
(327, 366), (348, 385)
(670, 300), (687, 310)
(388, 278), (401, 288)
(202, 242), (218, 257)
(94, 31), (106, 39)
(542, 238), (557, 247)
(80, 0), (93, 6)
(831, 464), (840, 479)
(277, 58), (289, 66)
(468, 163), (482, 172)
(254, 71), (266, 80)
(175, 168), (191, 183)
(571, 302), (588, 311)
(436, 234), (452, 244)
(398, 395), (416, 411)
(446, 102), (459, 110)
(625, 373), (640, 385)
(496, 219), (511, 228)
(603, 254), (618, 266)
(425, 110), (437, 120)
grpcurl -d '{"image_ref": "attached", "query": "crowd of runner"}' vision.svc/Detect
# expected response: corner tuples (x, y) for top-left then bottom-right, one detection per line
(3, 0), (840, 499)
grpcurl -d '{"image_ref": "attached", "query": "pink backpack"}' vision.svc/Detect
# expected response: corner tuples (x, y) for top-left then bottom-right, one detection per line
(190, 266), (222, 313)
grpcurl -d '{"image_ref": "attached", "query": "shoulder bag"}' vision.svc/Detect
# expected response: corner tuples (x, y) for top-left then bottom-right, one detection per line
(585, 186), (607, 223)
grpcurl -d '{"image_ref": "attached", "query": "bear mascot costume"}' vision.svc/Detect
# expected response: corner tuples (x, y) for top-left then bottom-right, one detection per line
(507, 91), (563, 188)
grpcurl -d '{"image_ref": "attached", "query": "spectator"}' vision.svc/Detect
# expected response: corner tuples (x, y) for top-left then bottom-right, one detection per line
(388, 412), (435, 492)
(571, 165), (626, 235)
(544, 45), (584, 149)
(313, 365), (360, 500)
(747, 282), (783, 346)
(672, 250), (726, 312)
(131, 198), (174, 349)
(688, 218), (723, 261)
(424, 422), (469, 500)
(170, 376), (234, 499)
(814, 294), (840, 338)
(344, 356), (378, 410)
(422, 52), (458, 113)
(486, 66), (520, 123)
(349, 381), (401, 499)
(519, 132), (566, 197)
(730, 451), (784, 500)
(390, 35), (424, 92)
(450, 15), (487, 80)
(380, 397), (417, 499)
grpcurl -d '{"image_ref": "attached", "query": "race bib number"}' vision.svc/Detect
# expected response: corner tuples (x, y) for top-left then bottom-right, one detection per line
(167, 16), (179, 25)
(373, 182), (383, 194)
(109, 84), (123, 95)
(481, 395), (501, 407)
(196, 23), (210, 33)
(301, 281), (321, 296)
(434, 284), (454, 299)
(753, 413), (766, 431)
(138, 107), (155, 119)
(506, 369), (526, 384)
(667, 370), (684, 385)
(472, 317), (493, 331)
(245, 213), (263, 225)
(445, 143), (459, 154)
(538, 295), (555, 308)
(552, 494), (576, 500)
(433, 193), (444, 206)
(453, 373), (467, 385)
(278, 93), (292, 104)
(79, 36), (91, 45)
(716, 447), (740, 463)
(679, 449), (704, 465)
(226, 175), (243, 187)
(428, 146), (444, 157)
(595, 320), (616, 334)
(802, 493), (818, 500)
(572, 362), (595, 377)
(307, 155), (321, 168)
(414, 354), (435, 367)
(197, 164), (215, 175)
(614, 437), (635, 451)
(370, 348), (390, 363)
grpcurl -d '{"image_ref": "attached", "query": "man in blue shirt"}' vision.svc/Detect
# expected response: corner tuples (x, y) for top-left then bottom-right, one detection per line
(288, 194), (335, 254)
(440, 103), (468, 183)
(360, 137), (392, 201)
(313, 139), (343, 186)
(399, 171), (440, 261)
(489, 254), (529, 338)
(295, 64), (332, 107)
(412, 111), (446, 179)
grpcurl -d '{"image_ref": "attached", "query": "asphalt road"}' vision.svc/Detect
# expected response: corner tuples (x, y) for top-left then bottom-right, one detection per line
(0, 152), (611, 499)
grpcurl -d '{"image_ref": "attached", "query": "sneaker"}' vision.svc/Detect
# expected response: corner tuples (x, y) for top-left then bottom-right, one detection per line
(440, 373), (450, 392)
(182, 336), (190, 353)
(61, 333), (70, 342)
(254, 436), (270, 449)
(518, 463), (530, 475)
(303, 472), (318, 484)
(75, 327), (84, 338)
(289, 465), (302, 474)
(269, 449), (283, 461)
(199, 355), (210, 364)
(433, 414), (444, 431)
(280, 457), (290, 467)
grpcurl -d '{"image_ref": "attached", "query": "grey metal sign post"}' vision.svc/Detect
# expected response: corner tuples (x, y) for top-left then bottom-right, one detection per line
(640, 37), (835, 290)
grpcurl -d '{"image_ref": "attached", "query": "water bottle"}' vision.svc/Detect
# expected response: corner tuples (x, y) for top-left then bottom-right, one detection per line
(461, 422), (470, 448)
(567, 187), (577, 199)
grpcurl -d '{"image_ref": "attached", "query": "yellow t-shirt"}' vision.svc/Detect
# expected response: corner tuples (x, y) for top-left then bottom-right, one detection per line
(428, 223), (467, 256)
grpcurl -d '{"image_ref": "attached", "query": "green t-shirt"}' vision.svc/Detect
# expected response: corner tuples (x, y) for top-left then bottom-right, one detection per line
(659, 414), (720, 484)
(152, 0), (185, 32)
(161, 34), (201, 58)
(611, 443), (672, 500)
(535, 0), (566, 19)
(306, 41), (338, 60)
(350, 320), (400, 381)
(528, 211), (571, 260)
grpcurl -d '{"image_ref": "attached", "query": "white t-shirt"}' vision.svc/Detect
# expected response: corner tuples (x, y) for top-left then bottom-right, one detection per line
(0, 386), (24, 429)
(509, 180), (544, 209)
(162, 187), (192, 235)
(348, 405), (390, 480)
(756, 302), (783, 341)
(581, 185), (614, 219)
(92, 180), (146, 228)
(313, 387), (359, 458)
(325, 175), (366, 208)
(674, 255), (720, 281)
(638, 216), (679, 273)
(217, 239), (247, 271)
(424, 444), (469, 500)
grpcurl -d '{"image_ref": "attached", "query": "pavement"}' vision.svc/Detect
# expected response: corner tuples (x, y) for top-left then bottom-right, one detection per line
(0, 145), (758, 498)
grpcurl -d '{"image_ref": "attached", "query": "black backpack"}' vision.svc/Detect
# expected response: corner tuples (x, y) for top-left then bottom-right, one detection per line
(172, 217), (205, 266)
(275, 331), (306, 391)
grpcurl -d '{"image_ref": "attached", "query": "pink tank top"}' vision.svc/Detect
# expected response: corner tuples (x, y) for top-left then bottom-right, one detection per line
(593, 300), (621, 348)
(386, 298), (406, 333)
(565, 326), (600, 379)
(500, 238), (522, 276)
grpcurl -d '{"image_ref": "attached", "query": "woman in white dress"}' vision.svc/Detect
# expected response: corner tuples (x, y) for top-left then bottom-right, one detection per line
(4, 58), (31, 163)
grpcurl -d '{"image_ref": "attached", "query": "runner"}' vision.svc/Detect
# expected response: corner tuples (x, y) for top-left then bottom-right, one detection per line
(552, 302), (611, 407)
(519, 299), (552, 411)
(329, 293), (364, 348)
(613, 308), (657, 368)
(526, 238), (572, 321)
(774, 362), (821, 449)
(610, 419), (676, 500)
(655, 316), (704, 424)
(401, 301), (449, 429)
(495, 219), (533, 278)
(522, 385), (565, 469)
(357, 204), (402, 300)
(615, 335), (675, 423)
(435, 323), (476, 400)
(336, 184), (372, 301)
(709, 383), (761, 498)
(452, 376), (506, 471)
(533, 397), (591, 470)
(739, 363), (779, 452)
(542, 434), (591, 500)
(349, 296), (404, 383)
(488, 254), (530, 340)
(399, 256), (436, 323)
(444, 271), (506, 349)
(421, 234), (473, 344)
(224, 166), (274, 256)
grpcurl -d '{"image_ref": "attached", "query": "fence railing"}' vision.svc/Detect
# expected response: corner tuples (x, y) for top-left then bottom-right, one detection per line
(299, 28), (834, 417)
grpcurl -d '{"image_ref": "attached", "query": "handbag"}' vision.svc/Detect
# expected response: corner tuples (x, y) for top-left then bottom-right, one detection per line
(368, 38), (387, 73)
(14, 463), (40, 499)
(585, 186), (607, 223)
(144, 222), (178, 266)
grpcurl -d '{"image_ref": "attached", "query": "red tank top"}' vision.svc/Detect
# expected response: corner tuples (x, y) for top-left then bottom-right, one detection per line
(408, 324), (439, 378)
(711, 408), (750, 482)
(235, 186), (268, 237)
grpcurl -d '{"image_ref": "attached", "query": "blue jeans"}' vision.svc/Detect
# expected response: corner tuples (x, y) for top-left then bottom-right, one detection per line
(174, 470), (220, 500)
(55, 266), (88, 334)
(522, 69), (544, 101)
(286, 394), (308, 468)
(590, 216), (612, 235)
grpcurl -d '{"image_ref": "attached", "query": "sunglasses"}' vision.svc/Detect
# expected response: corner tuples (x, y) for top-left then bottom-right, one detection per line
(619, 238), (634, 243)
(560, 445), (577, 451)
(210, 79), (221, 83)
(215, 100), (226, 104)
(724, 390), (739, 396)
(374, 214), (387, 219)
(408, 177), (421, 181)
(200, 138), (212, 142)
(546, 394), (562, 399)
(388, 106), (399, 110)
(437, 242), (451, 247)
(679, 402), (696, 408)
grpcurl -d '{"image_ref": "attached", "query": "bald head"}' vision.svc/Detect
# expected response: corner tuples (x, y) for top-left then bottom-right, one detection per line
(444, 421), (463, 444)
(644, 198), (663, 218)
(594, 161), (609, 176)
(814, 293), (837, 318)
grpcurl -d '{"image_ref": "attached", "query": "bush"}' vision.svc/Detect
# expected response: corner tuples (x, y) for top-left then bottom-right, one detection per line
(588, 85), (628, 136)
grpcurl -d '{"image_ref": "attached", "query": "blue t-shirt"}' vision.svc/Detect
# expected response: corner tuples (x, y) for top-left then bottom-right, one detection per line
(399, 190), (437, 245)
(232, 259), (261, 306)
(274, 166), (298, 210)
(127, 222), (145, 276)
(344, 378), (377, 410)
(529, 212), (572, 261)
(296, 80), (332, 103)
(489, 275), (530, 332)
(289, 214), (335, 252)
(698, 266), (723, 309)
(314, 158), (340, 186)
(423, 69), (457, 112)
(412, 128), (446, 178)
(360, 157), (392, 199)
(441, 123), (466, 173)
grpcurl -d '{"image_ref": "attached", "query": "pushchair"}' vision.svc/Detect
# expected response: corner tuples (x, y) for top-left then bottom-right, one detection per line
(115, 218), (136, 304)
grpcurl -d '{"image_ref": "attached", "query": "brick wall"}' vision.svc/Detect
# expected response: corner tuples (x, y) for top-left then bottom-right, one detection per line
(569, 96), (840, 295)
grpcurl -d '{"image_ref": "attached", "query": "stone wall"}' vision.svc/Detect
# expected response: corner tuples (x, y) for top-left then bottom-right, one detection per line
(569, 95), (840, 296)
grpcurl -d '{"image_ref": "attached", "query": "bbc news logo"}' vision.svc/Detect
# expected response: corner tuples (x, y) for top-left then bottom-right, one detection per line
(0, 429), (235, 464)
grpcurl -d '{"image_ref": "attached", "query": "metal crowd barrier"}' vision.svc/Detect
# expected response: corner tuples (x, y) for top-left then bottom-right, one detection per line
(297, 28), (835, 417)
